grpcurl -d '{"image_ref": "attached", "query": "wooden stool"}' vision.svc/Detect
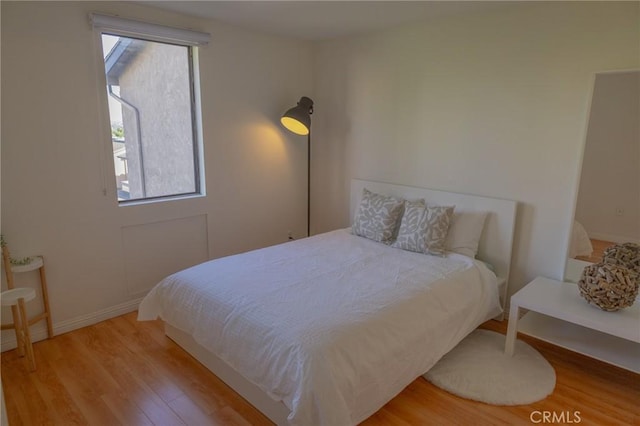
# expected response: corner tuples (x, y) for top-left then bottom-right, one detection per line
(1, 287), (37, 371)
(1, 242), (54, 341)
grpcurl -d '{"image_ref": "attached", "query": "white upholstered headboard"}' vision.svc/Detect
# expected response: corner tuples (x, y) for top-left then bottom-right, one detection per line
(350, 179), (517, 289)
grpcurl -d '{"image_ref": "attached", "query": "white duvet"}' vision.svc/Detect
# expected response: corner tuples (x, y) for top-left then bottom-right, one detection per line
(138, 229), (501, 425)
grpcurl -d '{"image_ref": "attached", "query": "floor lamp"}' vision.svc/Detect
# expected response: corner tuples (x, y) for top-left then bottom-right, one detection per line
(280, 96), (314, 237)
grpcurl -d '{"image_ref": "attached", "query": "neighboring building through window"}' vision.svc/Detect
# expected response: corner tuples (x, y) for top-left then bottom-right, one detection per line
(93, 15), (209, 203)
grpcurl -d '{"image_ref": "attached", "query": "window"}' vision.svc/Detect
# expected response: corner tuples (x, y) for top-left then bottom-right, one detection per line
(92, 14), (210, 203)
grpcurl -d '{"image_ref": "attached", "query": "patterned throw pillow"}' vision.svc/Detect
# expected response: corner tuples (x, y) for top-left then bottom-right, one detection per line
(423, 204), (455, 256)
(392, 199), (428, 252)
(393, 200), (454, 256)
(352, 189), (404, 244)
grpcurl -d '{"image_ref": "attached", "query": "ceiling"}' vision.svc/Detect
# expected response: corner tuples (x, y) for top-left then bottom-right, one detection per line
(145, 1), (507, 41)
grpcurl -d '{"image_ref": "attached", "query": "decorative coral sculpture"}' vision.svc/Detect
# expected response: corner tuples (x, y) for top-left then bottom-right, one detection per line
(578, 243), (640, 312)
(602, 242), (640, 275)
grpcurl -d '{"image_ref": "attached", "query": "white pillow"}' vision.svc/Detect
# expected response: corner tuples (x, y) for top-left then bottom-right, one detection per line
(444, 211), (487, 258)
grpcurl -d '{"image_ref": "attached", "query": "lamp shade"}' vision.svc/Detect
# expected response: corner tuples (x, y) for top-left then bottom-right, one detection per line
(281, 96), (314, 135)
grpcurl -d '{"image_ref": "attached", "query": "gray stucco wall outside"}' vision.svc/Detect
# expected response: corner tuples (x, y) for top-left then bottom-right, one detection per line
(119, 40), (196, 199)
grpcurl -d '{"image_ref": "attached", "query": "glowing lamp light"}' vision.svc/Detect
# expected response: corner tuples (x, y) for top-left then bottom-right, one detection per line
(281, 96), (313, 135)
(280, 116), (309, 135)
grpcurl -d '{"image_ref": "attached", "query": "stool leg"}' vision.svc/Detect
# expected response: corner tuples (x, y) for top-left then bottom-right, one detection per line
(17, 298), (36, 372)
(9, 305), (25, 357)
(39, 262), (54, 338)
(2, 246), (24, 355)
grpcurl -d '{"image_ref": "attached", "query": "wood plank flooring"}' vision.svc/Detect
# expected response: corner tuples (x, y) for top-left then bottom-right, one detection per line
(2, 312), (638, 425)
(575, 239), (616, 264)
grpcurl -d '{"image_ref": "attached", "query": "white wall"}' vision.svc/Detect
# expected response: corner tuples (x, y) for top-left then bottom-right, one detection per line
(311, 2), (640, 297)
(575, 71), (640, 244)
(1, 1), (312, 345)
(3, 1), (639, 348)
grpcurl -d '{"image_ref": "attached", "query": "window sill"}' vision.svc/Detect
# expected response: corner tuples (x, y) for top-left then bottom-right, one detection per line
(118, 192), (205, 207)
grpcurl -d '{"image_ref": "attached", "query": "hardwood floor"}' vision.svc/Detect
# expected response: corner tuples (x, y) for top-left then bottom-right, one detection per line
(575, 239), (616, 264)
(2, 312), (638, 425)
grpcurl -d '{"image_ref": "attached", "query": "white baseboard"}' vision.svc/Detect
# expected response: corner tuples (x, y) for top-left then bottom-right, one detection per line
(1, 297), (143, 352)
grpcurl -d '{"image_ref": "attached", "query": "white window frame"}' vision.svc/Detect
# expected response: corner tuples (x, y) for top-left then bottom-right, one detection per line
(91, 13), (210, 204)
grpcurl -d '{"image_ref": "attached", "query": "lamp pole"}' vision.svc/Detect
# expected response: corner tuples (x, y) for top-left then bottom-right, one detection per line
(307, 131), (311, 237)
(280, 96), (314, 239)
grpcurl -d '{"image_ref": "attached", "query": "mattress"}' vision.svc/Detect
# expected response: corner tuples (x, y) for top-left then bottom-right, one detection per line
(138, 229), (501, 425)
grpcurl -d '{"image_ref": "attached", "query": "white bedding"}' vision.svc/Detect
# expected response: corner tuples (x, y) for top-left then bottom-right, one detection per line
(138, 229), (501, 425)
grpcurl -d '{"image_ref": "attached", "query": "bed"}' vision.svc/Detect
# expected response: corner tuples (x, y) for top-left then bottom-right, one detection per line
(138, 179), (517, 425)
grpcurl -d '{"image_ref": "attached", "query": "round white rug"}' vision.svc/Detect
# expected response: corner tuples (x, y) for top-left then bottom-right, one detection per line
(424, 329), (556, 405)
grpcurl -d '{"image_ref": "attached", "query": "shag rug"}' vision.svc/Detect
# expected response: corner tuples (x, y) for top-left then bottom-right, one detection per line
(424, 329), (556, 405)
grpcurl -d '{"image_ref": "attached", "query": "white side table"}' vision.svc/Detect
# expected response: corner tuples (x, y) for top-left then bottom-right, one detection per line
(1, 245), (54, 340)
(1, 287), (37, 371)
(505, 276), (640, 373)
